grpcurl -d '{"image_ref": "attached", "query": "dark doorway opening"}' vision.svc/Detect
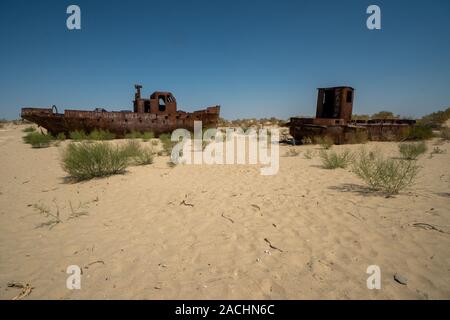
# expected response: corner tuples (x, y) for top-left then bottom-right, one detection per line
(144, 101), (151, 113)
(322, 90), (336, 118)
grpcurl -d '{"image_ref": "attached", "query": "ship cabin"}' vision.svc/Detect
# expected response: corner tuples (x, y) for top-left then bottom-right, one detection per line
(133, 85), (177, 115)
(315, 86), (354, 125)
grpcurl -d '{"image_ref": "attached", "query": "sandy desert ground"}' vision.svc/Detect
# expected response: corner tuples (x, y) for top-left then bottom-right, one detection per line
(0, 124), (449, 299)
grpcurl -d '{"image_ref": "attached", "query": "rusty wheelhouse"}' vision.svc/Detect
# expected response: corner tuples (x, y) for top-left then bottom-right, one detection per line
(289, 86), (415, 144)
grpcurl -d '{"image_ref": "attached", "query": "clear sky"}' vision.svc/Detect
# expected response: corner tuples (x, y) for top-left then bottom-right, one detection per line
(0, 0), (449, 120)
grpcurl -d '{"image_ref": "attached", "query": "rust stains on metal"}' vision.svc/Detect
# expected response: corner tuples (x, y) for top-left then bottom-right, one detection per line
(289, 86), (415, 144)
(21, 85), (220, 137)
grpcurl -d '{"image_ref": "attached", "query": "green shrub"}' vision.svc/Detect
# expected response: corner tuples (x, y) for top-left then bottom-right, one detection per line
(352, 149), (420, 195)
(134, 148), (154, 165)
(22, 126), (36, 133)
(399, 142), (427, 160)
(314, 136), (334, 149)
(69, 130), (88, 140)
(56, 132), (66, 141)
(141, 131), (154, 141)
(125, 131), (155, 141)
(23, 132), (54, 148)
(418, 107), (450, 129)
(125, 130), (142, 139)
(62, 142), (128, 180)
(120, 140), (154, 166)
(371, 111), (397, 120)
(320, 149), (353, 169)
(441, 127), (450, 141)
(159, 133), (176, 155)
(88, 129), (115, 140)
(402, 125), (434, 141)
(121, 140), (142, 158)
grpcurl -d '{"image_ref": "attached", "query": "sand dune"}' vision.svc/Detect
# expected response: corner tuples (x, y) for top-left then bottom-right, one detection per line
(0, 124), (449, 299)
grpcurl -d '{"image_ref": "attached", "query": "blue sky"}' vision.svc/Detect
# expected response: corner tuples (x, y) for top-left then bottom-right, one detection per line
(0, 0), (449, 120)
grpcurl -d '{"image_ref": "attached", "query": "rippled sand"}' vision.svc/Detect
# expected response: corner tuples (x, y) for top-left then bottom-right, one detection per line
(1, 124), (449, 299)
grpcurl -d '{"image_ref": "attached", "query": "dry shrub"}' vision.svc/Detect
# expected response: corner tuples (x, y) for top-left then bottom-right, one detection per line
(319, 149), (353, 169)
(352, 149), (420, 195)
(314, 136), (334, 149)
(62, 142), (128, 180)
(398, 142), (427, 160)
(23, 132), (54, 148)
(284, 148), (300, 157)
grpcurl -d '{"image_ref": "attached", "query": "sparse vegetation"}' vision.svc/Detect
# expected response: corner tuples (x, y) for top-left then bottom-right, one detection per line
(301, 136), (313, 145)
(124, 130), (141, 139)
(62, 142), (129, 181)
(22, 126), (36, 133)
(33, 202), (62, 229)
(418, 107), (450, 129)
(352, 149), (420, 195)
(352, 114), (370, 121)
(319, 149), (353, 169)
(371, 111), (397, 120)
(399, 142), (427, 160)
(125, 130), (156, 140)
(56, 132), (66, 141)
(69, 129), (115, 140)
(134, 148), (154, 165)
(304, 149), (314, 159)
(441, 127), (450, 141)
(69, 130), (88, 140)
(120, 140), (142, 158)
(348, 131), (369, 144)
(429, 146), (446, 158)
(88, 129), (115, 140)
(218, 117), (287, 128)
(284, 148), (300, 157)
(159, 133), (176, 155)
(315, 136), (334, 149)
(23, 132), (54, 148)
(62, 140), (155, 181)
(122, 140), (154, 166)
(141, 131), (155, 141)
(402, 125), (434, 141)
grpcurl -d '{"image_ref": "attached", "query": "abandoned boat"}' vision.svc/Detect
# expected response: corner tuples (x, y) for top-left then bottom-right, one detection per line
(21, 85), (221, 137)
(289, 86), (416, 144)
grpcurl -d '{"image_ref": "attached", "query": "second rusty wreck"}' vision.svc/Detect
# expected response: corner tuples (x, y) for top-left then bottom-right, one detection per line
(289, 86), (416, 144)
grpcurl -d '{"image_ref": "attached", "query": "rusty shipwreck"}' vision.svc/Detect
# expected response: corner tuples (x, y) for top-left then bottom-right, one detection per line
(21, 85), (220, 137)
(289, 86), (416, 144)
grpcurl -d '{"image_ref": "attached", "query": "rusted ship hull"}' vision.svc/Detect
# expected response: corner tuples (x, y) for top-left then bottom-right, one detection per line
(289, 117), (416, 144)
(21, 106), (220, 137)
(21, 86), (220, 137)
